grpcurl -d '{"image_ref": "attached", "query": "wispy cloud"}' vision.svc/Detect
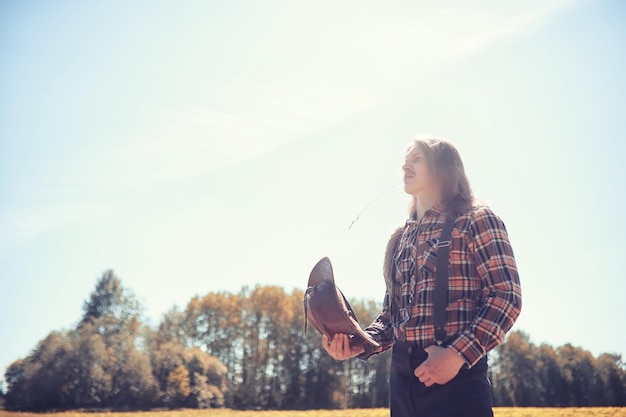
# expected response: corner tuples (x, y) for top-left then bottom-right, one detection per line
(130, 0), (579, 183)
(1, 0), (580, 253)
(67, 0), (580, 190)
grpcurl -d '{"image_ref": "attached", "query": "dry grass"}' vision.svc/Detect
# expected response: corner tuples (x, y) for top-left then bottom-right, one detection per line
(493, 408), (626, 417)
(0, 408), (625, 417)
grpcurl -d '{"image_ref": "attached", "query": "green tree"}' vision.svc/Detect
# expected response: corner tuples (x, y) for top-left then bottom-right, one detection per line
(557, 343), (603, 406)
(3, 332), (77, 410)
(155, 306), (187, 346)
(26, 332), (76, 409)
(0, 379), (4, 395)
(80, 271), (157, 408)
(81, 270), (142, 337)
(0, 379), (5, 409)
(491, 331), (626, 407)
(4, 270), (160, 410)
(109, 346), (159, 408)
(596, 353), (626, 406)
(535, 343), (564, 406)
(4, 359), (28, 409)
(70, 325), (112, 407)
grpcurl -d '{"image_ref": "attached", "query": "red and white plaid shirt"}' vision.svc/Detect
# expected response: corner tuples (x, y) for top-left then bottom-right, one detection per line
(363, 204), (522, 367)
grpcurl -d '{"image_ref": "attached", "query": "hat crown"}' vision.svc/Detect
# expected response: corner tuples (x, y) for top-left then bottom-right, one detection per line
(303, 257), (379, 348)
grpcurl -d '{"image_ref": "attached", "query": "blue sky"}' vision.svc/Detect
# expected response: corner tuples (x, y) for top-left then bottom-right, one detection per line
(1, 0), (625, 381)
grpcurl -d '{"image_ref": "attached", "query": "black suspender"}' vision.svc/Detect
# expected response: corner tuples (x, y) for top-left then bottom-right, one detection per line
(433, 214), (456, 345)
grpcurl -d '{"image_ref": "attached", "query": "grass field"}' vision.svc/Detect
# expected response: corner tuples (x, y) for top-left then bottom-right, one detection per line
(1, 408), (625, 417)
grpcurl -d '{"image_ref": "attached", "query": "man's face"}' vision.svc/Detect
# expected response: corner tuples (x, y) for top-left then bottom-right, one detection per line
(402, 147), (433, 197)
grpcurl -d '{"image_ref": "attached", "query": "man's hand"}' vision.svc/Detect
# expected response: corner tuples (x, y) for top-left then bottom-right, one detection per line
(413, 345), (466, 387)
(322, 334), (365, 360)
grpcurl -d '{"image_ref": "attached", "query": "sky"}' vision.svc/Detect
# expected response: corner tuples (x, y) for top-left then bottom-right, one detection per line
(1, 0), (625, 383)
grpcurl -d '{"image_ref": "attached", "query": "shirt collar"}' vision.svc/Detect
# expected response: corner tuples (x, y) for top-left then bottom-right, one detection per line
(427, 202), (446, 216)
(409, 202), (447, 222)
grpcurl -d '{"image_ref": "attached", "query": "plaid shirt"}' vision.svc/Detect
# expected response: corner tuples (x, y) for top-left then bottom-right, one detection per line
(362, 204), (522, 368)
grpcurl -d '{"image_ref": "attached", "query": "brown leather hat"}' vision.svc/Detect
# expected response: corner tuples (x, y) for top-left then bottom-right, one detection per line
(304, 257), (379, 348)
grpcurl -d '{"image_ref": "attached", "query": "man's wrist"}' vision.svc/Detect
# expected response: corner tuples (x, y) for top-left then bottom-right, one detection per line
(446, 346), (467, 369)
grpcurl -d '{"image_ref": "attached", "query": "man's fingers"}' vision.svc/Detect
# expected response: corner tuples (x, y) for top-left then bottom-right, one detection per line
(322, 333), (364, 360)
(414, 360), (428, 378)
(336, 334), (343, 352)
(416, 371), (428, 383)
(325, 335), (333, 356)
(414, 358), (434, 384)
(334, 334), (345, 358)
(330, 334), (339, 357)
(416, 368), (434, 386)
(322, 335), (329, 348)
(341, 334), (348, 352)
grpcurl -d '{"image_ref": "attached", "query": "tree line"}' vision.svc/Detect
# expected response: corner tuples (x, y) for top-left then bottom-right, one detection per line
(2, 270), (625, 411)
(3, 271), (227, 410)
(491, 331), (626, 406)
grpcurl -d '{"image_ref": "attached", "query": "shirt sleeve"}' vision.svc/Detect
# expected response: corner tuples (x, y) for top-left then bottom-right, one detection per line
(449, 207), (522, 368)
(358, 291), (395, 360)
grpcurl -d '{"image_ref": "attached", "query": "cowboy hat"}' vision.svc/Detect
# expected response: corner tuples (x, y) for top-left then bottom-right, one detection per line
(304, 257), (379, 348)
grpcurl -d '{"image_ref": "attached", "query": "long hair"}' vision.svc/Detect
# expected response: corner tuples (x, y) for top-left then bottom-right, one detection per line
(408, 136), (475, 216)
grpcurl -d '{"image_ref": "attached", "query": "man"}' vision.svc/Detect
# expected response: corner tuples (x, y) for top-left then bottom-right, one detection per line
(323, 137), (522, 416)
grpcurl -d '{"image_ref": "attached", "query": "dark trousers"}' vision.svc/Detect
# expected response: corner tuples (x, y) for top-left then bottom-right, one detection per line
(390, 341), (493, 417)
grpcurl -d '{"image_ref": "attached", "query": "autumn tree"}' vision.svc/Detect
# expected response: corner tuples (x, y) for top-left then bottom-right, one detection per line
(184, 347), (227, 408)
(184, 289), (242, 405)
(166, 365), (191, 406)
(491, 331), (541, 406)
(6, 274), (626, 410)
(344, 299), (391, 408)
(147, 336), (186, 397)
(183, 285), (390, 410)
(146, 319), (228, 408)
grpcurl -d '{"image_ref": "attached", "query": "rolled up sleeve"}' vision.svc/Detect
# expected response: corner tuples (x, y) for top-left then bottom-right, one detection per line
(359, 291), (395, 360)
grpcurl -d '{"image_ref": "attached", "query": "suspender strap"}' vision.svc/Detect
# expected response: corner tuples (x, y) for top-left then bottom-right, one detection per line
(433, 213), (456, 345)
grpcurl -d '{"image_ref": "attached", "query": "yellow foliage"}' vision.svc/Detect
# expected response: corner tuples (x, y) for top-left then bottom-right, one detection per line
(196, 292), (242, 328)
(248, 285), (293, 323)
(166, 364), (191, 401)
